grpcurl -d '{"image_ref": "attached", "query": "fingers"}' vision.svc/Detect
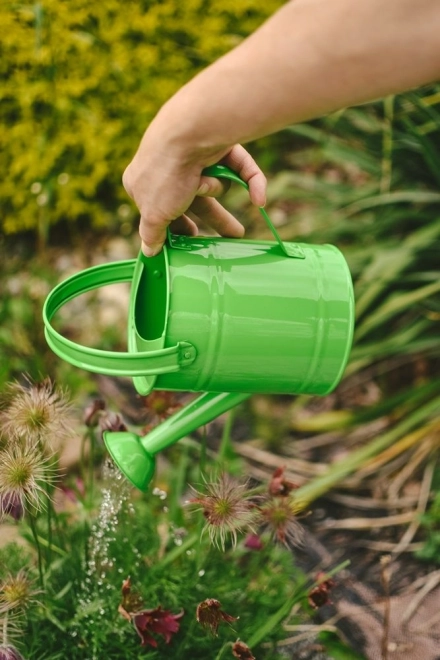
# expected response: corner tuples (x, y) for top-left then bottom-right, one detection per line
(190, 197), (245, 238)
(169, 214), (199, 236)
(139, 218), (167, 257)
(221, 144), (267, 207)
(196, 176), (231, 198)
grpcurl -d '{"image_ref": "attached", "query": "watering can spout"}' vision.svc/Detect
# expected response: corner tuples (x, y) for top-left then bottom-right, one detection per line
(103, 391), (250, 491)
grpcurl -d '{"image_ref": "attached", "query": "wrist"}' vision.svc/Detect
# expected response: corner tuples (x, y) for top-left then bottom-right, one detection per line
(151, 91), (233, 170)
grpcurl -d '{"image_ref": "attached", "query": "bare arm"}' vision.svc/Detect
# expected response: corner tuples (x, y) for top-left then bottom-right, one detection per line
(123, 0), (440, 255)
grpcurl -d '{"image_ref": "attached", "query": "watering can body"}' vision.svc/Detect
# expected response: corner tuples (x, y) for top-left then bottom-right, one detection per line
(129, 236), (353, 397)
(43, 165), (355, 491)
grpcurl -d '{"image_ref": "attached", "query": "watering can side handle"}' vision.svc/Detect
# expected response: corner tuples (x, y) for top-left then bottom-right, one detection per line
(201, 164), (305, 259)
(42, 260), (196, 377)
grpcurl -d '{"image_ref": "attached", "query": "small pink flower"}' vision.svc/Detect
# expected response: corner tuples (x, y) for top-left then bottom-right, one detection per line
(244, 533), (263, 551)
(196, 598), (238, 636)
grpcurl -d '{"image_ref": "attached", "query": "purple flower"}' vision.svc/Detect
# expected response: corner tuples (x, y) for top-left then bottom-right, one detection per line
(0, 492), (24, 521)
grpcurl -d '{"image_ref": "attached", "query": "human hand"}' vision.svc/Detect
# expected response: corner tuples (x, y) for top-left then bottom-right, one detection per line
(123, 140), (267, 256)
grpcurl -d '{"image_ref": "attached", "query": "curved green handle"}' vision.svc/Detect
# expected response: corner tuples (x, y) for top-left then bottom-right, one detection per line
(201, 164), (304, 259)
(42, 259), (196, 377)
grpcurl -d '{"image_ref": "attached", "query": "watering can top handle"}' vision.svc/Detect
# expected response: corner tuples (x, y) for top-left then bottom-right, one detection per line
(42, 259), (196, 377)
(201, 164), (304, 259)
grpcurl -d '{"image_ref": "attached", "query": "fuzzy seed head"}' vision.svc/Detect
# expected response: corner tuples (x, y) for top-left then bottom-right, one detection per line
(0, 571), (39, 614)
(0, 442), (55, 515)
(1, 378), (74, 450)
(189, 474), (258, 551)
(259, 497), (304, 547)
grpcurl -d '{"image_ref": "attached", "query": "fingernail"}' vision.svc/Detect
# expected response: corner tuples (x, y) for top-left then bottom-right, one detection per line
(142, 242), (162, 257)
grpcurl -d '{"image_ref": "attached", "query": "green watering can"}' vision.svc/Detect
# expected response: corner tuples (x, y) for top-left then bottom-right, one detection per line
(43, 165), (354, 491)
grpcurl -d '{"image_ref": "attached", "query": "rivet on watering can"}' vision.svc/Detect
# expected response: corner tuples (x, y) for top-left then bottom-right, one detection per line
(153, 270), (162, 278)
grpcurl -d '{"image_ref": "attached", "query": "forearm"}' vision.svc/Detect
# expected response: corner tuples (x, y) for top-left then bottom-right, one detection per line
(154, 0), (440, 161)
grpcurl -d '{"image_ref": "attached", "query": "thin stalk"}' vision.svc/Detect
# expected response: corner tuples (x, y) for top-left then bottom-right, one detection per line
(28, 512), (44, 588)
(218, 408), (237, 463)
(2, 612), (8, 646)
(199, 425), (207, 481)
(214, 642), (233, 660)
(246, 560), (350, 648)
(292, 395), (440, 511)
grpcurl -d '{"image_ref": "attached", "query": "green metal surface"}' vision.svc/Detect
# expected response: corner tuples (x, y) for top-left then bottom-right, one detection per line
(43, 164), (355, 491)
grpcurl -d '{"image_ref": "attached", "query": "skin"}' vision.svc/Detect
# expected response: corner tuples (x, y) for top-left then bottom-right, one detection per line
(122, 0), (440, 255)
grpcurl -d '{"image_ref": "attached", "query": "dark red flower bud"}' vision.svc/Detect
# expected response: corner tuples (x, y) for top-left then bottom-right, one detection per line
(244, 533), (263, 551)
(308, 572), (335, 609)
(232, 640), (255, 659)
(0, 491), (24, 521)
(0, 646), (26, 660)
(83, 398), (106, 427)
(268, 466), (298, 497)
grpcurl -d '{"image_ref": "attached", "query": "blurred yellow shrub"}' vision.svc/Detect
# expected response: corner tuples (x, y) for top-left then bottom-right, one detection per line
(0, 0), (284, 239)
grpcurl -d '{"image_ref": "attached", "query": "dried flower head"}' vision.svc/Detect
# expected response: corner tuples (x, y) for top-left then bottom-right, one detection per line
(196, 599), (238, 637)
(308, 572), (335, 610)
(0, 571), (40, 614)
(119, 576), (143, 617)
(0, 646), (25, 660)
(268, 466), (298, 497)
(0, 442), (55, 515)
(232, 640), (255, 660)
(1, 378), (74, 450)
(258, 497), (304, 547)
(189, 473), (258, 550)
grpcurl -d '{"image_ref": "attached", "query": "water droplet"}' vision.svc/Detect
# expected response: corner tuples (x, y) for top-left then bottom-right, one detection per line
(198, 569), (205, 577)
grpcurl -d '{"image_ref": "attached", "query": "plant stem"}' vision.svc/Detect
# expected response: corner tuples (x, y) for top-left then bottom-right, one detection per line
(28, 512), (44, 588)
(218, 408), (236, 462)
(214, 642), (233, 660)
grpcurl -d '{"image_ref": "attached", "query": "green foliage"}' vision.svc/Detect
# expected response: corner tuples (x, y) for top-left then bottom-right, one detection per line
(263, 87), (440, 385)
(1, 469), (305, 659)
(1, 0), (283, 240)
(416, 481), (440, 564)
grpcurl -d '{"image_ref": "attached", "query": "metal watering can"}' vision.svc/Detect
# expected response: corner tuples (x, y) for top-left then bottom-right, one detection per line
(43, 165), (354, 491)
